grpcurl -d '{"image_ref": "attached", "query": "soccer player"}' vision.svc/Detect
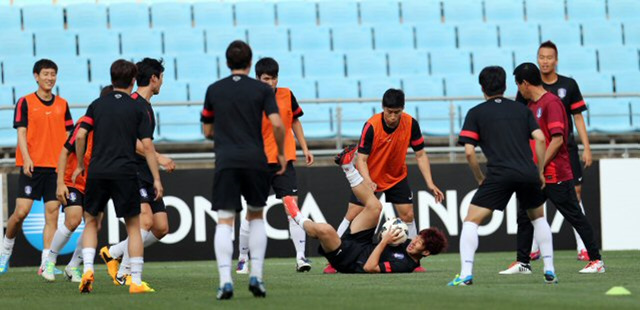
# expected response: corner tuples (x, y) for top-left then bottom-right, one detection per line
(514, 41), (592, 262)
(236, 57), (314, 274)
(99, 58), (176, 286)
(200, 41), (286, 300)
(448, 66), (557, 286)
(501, 63), (604, 275)
(284, 145), (448, 274)
(0, 59), (74, 275)
(72, 59), (163, 294)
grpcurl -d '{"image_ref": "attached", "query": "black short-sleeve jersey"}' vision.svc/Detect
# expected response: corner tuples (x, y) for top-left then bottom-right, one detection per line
(131, 93), (157, 183)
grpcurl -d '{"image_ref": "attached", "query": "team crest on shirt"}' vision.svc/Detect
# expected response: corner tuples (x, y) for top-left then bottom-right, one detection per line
(233, 76), (242, 82)
(557, 88), (567, 99)
(24, 185), (32, 196)
(393, 253), (405, 260)
(69, 192), (77, 202)
(114, 94), (122, 99)
(140, 188), (148, 198)
(536, 107), (543, 119)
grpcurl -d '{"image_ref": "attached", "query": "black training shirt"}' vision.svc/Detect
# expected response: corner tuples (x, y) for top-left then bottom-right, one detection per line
(131, 92), (157, 183)
(355, 239), (420, 273)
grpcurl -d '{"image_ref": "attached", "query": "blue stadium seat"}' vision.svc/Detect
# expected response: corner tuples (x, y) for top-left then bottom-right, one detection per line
(624, 22), (640, 46)
(457, 24), (499, 49)
(571, 73), (612, 94)
(154, 81), (188, 103)
(193, 2), (233, 28)
(176, 54), (217, 82)
(614, 72), (640, 93)
(632, 100), (640, 131)
(3, 57), (37, 85)
(188, 80), (211, 103)
(373, 25), (414, 50)
(34, 31), (77, 57)
(49, 56), (90, 84)
(443, 74), (481, 97)
(155, 105), (203, 141)
(442, 0), (483, 23)
(583, 22), (624, 47)
(484, 0), (524, 22)
(558, 48), (598, 73)
(303, 52), (345, 78)
(415, 101), (453, 136)
(587, 98), (633, 133)
(566, 0), (607, 21)
(290, 26), (331, 52)
(402, 77), (443, 97)
(360, 78), (402, 99)
(0, 32), (33, 58)
(235, 2), (276, 27)
(89, 57), (114, 84)
(316, 77), (358, 99)
(205, 28), (246, 54)
(513, 47), (537, 64)
(388, 50), (429, 77)
(283, 79), (316, 100)
(402, 0), (441, 25)
(318, 1), (358, 26)
(121, 30), (162, 56)
(598, 47), (639, 73)
(332, 27), (373, 51)
(57, 81), (101, 105)
(540, 22), (581, 46)
(346, 51), (387, 78)
(526, 0), (565, 22)
(277, 1), (317, 26)
(109, 3), (150, 30)
(66, 3), (108, 30)
(164, 29), (206, 55)
(415, 24), (456, 50)
(77, 30), (119, 57)
(247, 28), (289, 52)
(255, 52), (303, 79)
(13, 82), (38, 101)
(151, 2), (192, 29)
(430, 49), (472, 75)
(608, 0), (640, 22)
(472, 48), (514, 74)
(22, 5), (64, 31)
(0, 6), (21, 31)
(0, 109), (16, 146)
(499, 22), (539, 48)
(0, 85), (14, 106)
(360, 1), (400, 25)
(339, 102), (380, 138)
(297, 103), (336, 139)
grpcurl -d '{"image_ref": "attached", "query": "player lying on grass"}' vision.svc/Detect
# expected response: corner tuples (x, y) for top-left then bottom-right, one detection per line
(284, 145), (447, 273)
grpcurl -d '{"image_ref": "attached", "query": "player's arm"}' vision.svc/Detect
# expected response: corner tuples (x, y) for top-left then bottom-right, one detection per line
(531, 129), (547, 187)
(458, 110), (484, 184)
(201, 87), (215, 140)
(268, 112), (287, 174)
(72, 127), (88, 183)
(56, 146), (71, 205)
(543, 134), (563, 167)
(14, 98), (33, 176)
(464, 144), (484, 185)
(135, 140), (175, 172)
(363, 228), (404, 273)
(141, 138), (163, 200)
(415, 150), (444, 203)
(573, 113), (592, 168)
(291, 119), (313, 166)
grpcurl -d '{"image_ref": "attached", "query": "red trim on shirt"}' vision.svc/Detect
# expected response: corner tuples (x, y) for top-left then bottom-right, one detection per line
(411, 136), (424, 147)
(15, 97), (24, 122)
(69, 123), (82, 145)
(131, 92), (139, 100)
(202, 108), (214, 118)
(460, 130), (479, 140)
(293, 107), (302, 116)
(81, 116), (94, 126)
(547, 121), (564, 130)
(65, 119), (74, 127)
(570, 100), (586, 110)
(359, 123), (372, 148)
(384, 262), (391, 272)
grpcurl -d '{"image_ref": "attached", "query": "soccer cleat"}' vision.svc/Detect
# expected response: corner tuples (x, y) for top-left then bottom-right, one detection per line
(323, 264), (337, 274)
(236, 259), (249, 274)
(334, 144), (357, 166)
(447, 274), (473, 286)
(498, 261), (532, 275)
(130, 281), (155, 294)
(41, 261), (56, 282)
(114, 274), (130, 286)
(54, 267), (63, 275)
(99, 246), (120, 281)
(413, 266), (427, 273)
(64, 265), (82, 283)
(0, 254), (10, 275)
(296, 258), (312, 272)
(249, 276), (266, 298)
(79, 270), (94, 293)
(37, 265), (44, 276)
(217, 283), (234, 300)
(577, 249), (590, 261)
(544, 271), (558, 284)
(530, 250), (541, 261)
(579, 260), (605, 274)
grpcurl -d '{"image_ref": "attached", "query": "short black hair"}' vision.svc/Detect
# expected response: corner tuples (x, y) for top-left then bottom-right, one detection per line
(100, 85), (113, 97)
(538, 40), (558, 58)
(382, 88), (405, 109)
(110, 59), (137, 89)
(136, 58), (164, 87)
(255, 57), (279, 78)
(226, 40), (252, 70)
(33, 59), (58, 74)
(513, 62), (543, 86)
(478, 66), (506, 96)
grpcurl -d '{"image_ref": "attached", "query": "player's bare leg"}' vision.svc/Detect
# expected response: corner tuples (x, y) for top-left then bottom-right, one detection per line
(0, 199), (35, 275)
(41, 200), (61, 273)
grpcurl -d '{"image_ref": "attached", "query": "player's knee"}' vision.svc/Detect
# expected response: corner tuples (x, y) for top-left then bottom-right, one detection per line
(65, 214), (82, 230)
(152, 222), (169, 238)
(364, 200), (382, 214)
(398, 210), (414, 223)
(316, 224), (334, 238)
(12, 208), (29, 222)
(574, 186), (582, 200)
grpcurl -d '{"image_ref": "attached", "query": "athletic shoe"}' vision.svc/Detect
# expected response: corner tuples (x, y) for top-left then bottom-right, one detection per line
(54, 267), (63, 275)
(447, 274), (473, 286)
(323, 264), (337, 274)
(37, 265), (44, 276)
(216, 283), (234, 300)
(334, 144), (357, 166)
(577, 249), (590, 261)
(41, 261), (55, 282)
(249, 276), (266, 298)
(0, 254), (10, 275)
(64, 265), (82, 283)
(544, 271), (558, 284)
(579, 260), (605, 274)
(79, 270), (94, 293)
(114, 274), (130, 286)
(130, 281), (155, 294)
(414, 266), (426, 273)
(498, 261), (532, 275)
(530, 250), (541, 261)
(296, 258), (312, 272)
(236, 259), (249, 274)
(99, 246), (120, 281)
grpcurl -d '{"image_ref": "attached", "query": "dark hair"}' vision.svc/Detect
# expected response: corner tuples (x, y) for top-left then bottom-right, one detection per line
(33, 59), (58, 74)
(478, 66), (506, 96)
(538, 40), (558, 58)
(419, 228), (448, 255)
(100, 85), (114, 97)
(226, 40), (252, 70)
(382, 88), (405, 109)
(110, 59), (137, 89)
(513, 62), (543, 86)
(135, 58), (164, 87)
(255, 57), (279, 78)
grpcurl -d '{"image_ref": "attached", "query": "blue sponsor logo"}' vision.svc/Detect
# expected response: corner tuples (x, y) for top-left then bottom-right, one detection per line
(23, 199), (85, 254)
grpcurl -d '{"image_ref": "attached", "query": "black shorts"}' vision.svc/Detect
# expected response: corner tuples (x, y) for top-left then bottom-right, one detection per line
(212, 168), (270, 212)
(349, 178), (412, 206)
(269, 162), (297, 199)
(567, 135), (583, 185)
(84, 178), (141, 218)
(471, 178), (546, 211)
(138, 178), (166, 213)
(62, 187), (84, 209)
(318, 228), (375, 274)
(17, 168), (57, 202)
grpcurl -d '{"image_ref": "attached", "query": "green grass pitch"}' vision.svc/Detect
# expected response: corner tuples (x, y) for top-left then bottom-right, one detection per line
(1, 250), (638, 309)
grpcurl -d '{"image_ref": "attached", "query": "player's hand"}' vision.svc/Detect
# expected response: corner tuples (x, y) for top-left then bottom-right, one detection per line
(159, 155), (176, 173)
(582, 148), (593, 169)
(363, 179), (377, 192)
(382, 227), (403, 245)
(276, 154), (287, 175)
(539, 173), (546, 190)
(56, 183), (69, 206)
(153, 180), (164, 201)
(304, 150), (314, 166)
(428, 182), (445, 203)
(23, 158), (34, 177)
(71, 166), (84, 184)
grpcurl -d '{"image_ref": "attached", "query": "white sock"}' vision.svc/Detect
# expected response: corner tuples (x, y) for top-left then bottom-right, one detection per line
(574, 202), (587, 252)
(531, 240), (540, 253)
(109, 239), (128, 259)
(288, 216), (306, 260)
(67, 237), (83, 268)
(459, 221), (479, 278)
(48, 224), (73, 264)
(238, 218), (250, 261)
(214, 224), (234, 286)
(82, 248), (96, 274)
(143, 230), (158, 248)
(343, 163), (364, 187)
(130, 256), (143, 286)
(118, 249), (130, 278)
(406, 219), (417, 239)
(532, 217), (555, 274)
(336, 218), (350, 237)
(41, 249), (50, 268)
(249, 219), (267, 280)
(1, 236), (15, 256)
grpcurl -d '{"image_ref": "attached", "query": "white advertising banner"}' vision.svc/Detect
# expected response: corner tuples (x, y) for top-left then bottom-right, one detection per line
(600, 158), (640, 250)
